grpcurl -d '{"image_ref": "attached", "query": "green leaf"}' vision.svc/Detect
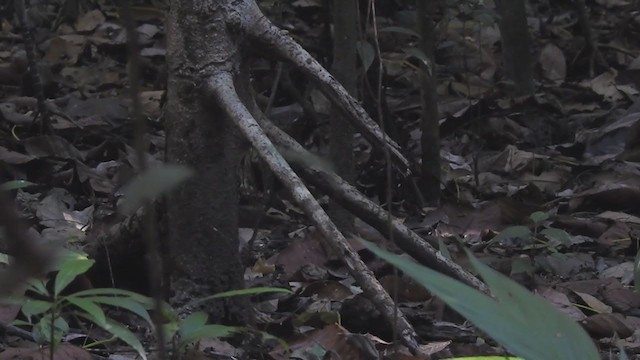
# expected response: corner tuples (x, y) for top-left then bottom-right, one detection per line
(79, 313), (147, 360)
(11, 319), (32, 326)
(22, 299), (53, 318)
(468, 250), (598, 358)
(33, 316), (68, 345)
(0, 252), (9, 265)
(365, 242), (599, 360)
(161, 322), (180, 344)
(402, 47), (430, 68)
(72, 288), (154, 307)
(71, 295), (155, 327)
(54, 255), (95, 296)
(443, 357), (523, 360)
(65, 297), (106, 326)
(529, 211), (549, 224)
(258, 330), (289, 352)
(540, 228), (573, 246)
(0, 180), (37, 191)
(26, 279), (49, 297)
(378, 26), (420, 38)
(356, 40), (375, 72)
(510, 256), (534, 276)
(491, 225), (531, 243)
(118, 164), (194, 215)
(190, 287), (291, 306)
(179, 312), (209, 339)
(179, 324), (239, 349)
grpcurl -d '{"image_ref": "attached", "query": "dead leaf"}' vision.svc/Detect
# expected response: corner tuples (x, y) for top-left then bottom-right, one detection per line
(0, 343), (92, 360)
(538, 286), (587, 321)
(540, 43), (566, 81)
(573, 291), (612, 314)
(582, 69), (624, 102)
(75, 9), (106, 33)
(581, 313), (633, 339)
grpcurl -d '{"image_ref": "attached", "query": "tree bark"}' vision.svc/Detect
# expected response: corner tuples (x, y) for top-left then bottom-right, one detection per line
(329, 0), (358, 232)
(495, 0), (534, 96)
(163, 1), (429, 353)
(418, 0), (441, 206)
(165, 0), (248, 323)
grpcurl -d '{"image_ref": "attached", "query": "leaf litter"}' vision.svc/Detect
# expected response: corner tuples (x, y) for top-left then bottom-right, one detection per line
(0, 0), (639, 358)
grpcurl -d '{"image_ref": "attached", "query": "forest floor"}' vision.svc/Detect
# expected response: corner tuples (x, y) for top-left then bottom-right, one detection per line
(0, 0), (640, 359)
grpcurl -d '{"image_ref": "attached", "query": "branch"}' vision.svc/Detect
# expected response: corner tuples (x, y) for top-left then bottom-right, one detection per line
(205, 70), (423, 355)
(256, 114), (488, 294)
(235, 1), (411, 176)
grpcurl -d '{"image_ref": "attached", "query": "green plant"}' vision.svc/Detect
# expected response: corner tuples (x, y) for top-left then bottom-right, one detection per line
(162, 287), (291, 357)
(7, 249), (156, 359)
(5, 246), (291, 359)
(490, 211), (572, 249)
(0, 180), (37, 191)
(365, 241), (600, 360)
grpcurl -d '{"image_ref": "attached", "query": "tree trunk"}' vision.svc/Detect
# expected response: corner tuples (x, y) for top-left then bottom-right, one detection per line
(495, 0), (534, 96)
(418, 0), (441, 206)
(329, 0), (358, 232)
(162, 1), (442, 352)
(165, 0), (248, 323)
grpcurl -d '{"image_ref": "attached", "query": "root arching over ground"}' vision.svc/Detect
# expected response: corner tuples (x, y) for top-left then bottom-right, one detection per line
(165, 0), (486, 355)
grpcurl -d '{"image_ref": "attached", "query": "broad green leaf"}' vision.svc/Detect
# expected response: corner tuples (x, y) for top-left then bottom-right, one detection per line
(190, 287), (291, 305)
(491, 225), (531, 244)
(79, 313), (147, 360)
(378, 26), (420, 38)
(33, 316), (68, 345)
(510, 256), (534, 276)
(0, 180), (37, 191)
(48, 248), (84, 273)
(529, 211), (549, 224)
(258, 330), (289, 352)
(65, 297), (106, 326)
(118, 164), (194, 215)
(402, 47), (430, 67)
(540, 228), (573, 245)
(365, 242), (599, 360)
(22, 299), (53, 318)
(179, 324), (239, 348)
(11, 319), (32, 326)
(72, 288), (154, 308)
(26, 278), (49, 296)
(356, 40), (375, 72)
(179, 312), (209, 339)
(467, 250), (598, 359)
(444, 357), (523, 360)
(55, 256), (95, 296)
(70, 295), (155, 326)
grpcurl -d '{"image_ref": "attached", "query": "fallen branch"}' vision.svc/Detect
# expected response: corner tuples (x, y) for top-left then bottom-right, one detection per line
(206, 70), (423, 355)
